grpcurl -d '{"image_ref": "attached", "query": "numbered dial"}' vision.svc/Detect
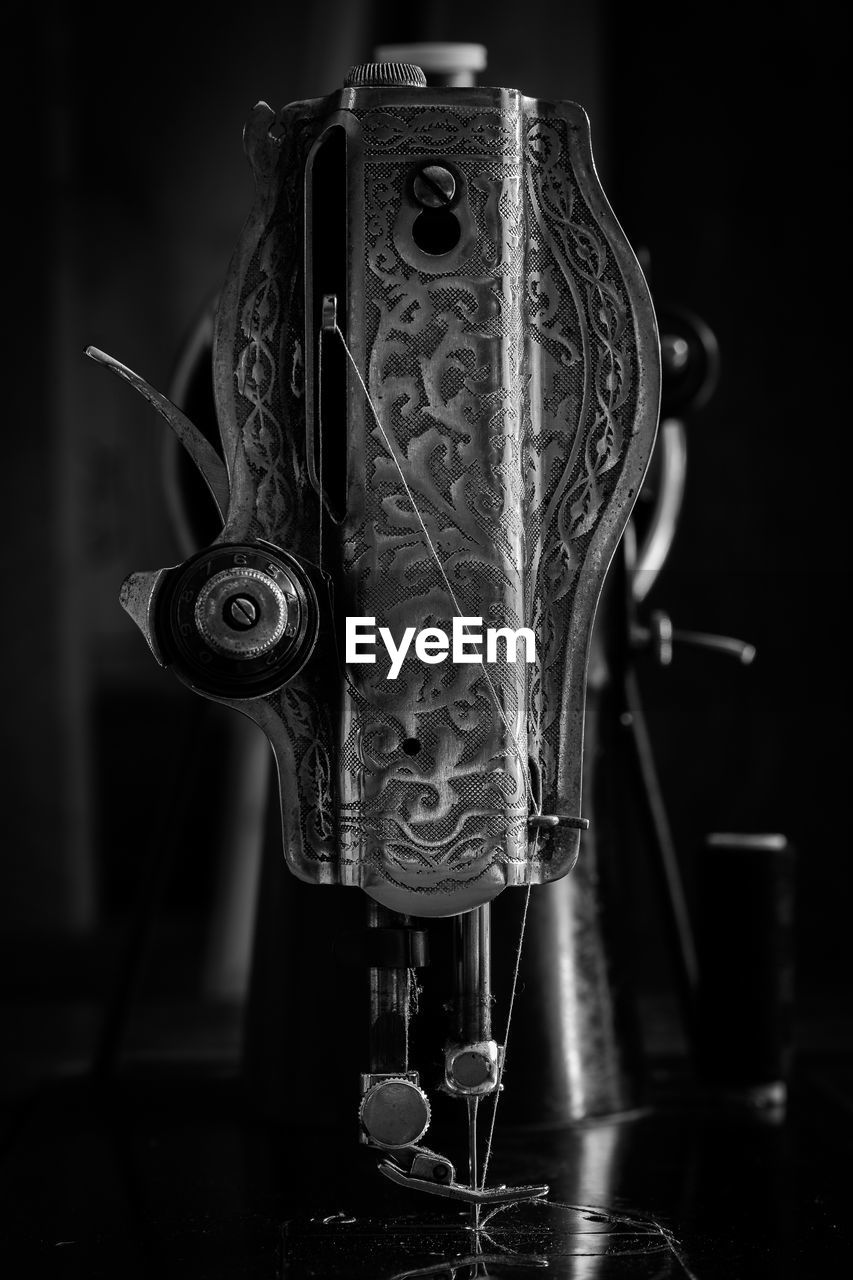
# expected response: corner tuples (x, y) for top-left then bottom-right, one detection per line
(158, 543), (319, 698)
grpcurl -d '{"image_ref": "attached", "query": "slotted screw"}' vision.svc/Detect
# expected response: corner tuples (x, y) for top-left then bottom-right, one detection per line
(413, 165), (456, 209)
(227, 595), (258, 628)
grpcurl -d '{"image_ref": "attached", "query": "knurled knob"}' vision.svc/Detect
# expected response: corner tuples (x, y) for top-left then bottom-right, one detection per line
(359, 1077), (431, 1149)
(158, 543), (319, 699)
(194, 566), (293, 659)
(344, 62), (426, 89)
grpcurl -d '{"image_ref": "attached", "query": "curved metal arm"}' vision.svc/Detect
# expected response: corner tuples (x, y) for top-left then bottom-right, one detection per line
(85, 345), (230, 521)
(631, 417), (687, 603)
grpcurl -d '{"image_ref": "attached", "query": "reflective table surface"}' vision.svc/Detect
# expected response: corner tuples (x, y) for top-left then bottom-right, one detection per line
(1, 1058), (850, 1277)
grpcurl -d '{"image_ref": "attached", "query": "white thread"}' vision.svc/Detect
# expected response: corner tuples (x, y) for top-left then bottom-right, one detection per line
(331, 322), (538, 816)
(479, 881), (532, 1190)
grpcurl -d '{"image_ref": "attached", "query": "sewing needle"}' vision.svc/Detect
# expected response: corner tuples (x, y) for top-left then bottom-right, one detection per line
(467, 1094), (480, 1235)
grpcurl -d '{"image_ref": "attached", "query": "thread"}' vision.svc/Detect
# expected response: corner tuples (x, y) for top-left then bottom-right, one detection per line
(479, 881), (532, 1190)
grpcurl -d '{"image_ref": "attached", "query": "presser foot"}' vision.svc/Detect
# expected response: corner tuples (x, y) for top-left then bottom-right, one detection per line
(377, 1145), (548, 1207)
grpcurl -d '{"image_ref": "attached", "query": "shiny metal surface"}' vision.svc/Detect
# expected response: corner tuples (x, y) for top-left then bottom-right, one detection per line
(451, 909), (493, 1047)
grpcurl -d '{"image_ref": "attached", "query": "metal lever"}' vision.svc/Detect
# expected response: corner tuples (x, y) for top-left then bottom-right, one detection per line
(632, 610), (756, 667)
(528, 814), (590, 831)
(378, 1145), (548, 1206)
(84, 345), (230, 520)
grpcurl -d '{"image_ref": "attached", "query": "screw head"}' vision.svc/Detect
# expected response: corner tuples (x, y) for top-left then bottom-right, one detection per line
(412, 164), (456, 209)
(226, 595), (259, 630)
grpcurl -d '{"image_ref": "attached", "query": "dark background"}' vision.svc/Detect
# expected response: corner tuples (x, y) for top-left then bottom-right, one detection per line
(1, 0), (848, 1071)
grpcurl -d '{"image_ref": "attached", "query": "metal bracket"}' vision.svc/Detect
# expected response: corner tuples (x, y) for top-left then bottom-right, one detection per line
(378, 1145), (548, 1207)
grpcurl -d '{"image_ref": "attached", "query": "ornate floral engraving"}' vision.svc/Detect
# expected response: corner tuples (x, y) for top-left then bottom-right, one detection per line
(335, 107), (529, 908)
(212, 94), (655, 910)
(231, 111), (320, 546)
(235, 233), (292, 537)
(224, 106), (339, 871)
(522, 117), (638, 817)
(360, 106), (517, 157)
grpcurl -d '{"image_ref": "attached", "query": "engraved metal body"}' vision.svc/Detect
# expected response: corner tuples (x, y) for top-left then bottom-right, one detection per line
(149, 79), (658, 918)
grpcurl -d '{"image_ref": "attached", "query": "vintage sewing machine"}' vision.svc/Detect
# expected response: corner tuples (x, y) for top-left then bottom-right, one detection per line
(87, 50), (663, 1220)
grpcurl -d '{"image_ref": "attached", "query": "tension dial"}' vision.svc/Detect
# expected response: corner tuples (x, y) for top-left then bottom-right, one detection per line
(157, 543), (320, 699)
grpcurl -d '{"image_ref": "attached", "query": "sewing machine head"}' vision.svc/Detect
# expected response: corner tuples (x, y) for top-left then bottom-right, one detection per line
(88, 53), (659, 1215)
